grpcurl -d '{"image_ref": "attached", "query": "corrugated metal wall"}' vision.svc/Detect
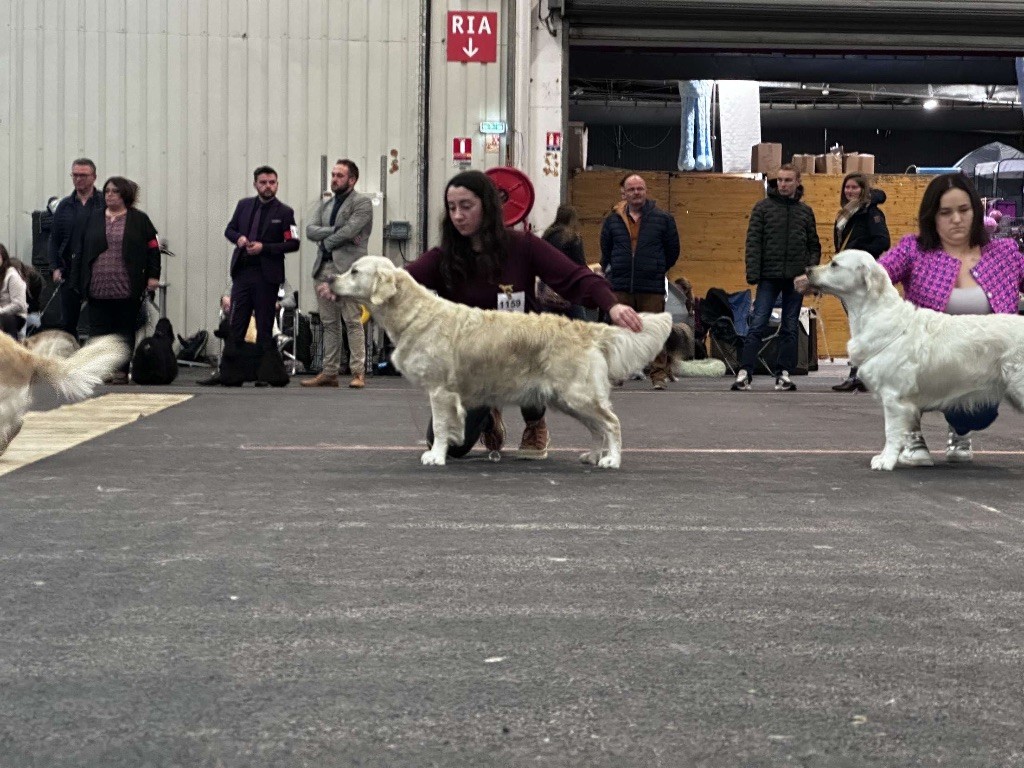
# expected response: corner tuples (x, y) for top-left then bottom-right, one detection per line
(425, 0), (510, 243)
(1, 0), (425, 337)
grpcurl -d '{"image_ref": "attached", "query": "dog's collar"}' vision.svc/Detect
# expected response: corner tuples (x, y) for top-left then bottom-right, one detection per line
(851, 328), (906, 367)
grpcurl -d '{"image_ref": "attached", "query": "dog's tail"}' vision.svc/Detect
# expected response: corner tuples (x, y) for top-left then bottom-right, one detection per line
(603, 312), (674, 380)
(32, 334), (130, 401)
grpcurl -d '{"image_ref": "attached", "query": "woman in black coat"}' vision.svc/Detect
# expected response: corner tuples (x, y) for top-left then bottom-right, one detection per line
(832, 172), (891, 391)
(75, 176), (161, 383)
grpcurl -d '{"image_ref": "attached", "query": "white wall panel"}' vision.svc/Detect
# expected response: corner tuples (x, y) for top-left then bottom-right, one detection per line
(2, 0), (426, 337)
(424, 0), (509, 246)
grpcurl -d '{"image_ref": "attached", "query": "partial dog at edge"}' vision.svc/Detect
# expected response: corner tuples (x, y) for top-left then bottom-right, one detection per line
(807, 249), (1024, 470)
(330, 255), (688, 468)
(0, 332), (128, 456)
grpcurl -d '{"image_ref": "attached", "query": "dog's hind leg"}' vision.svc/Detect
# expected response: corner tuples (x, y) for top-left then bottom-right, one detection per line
(554, 393), (623, 468)
(872, 398), (920, 471)
(422, 388), (465, 466)
(1002, 367), (1024, 412)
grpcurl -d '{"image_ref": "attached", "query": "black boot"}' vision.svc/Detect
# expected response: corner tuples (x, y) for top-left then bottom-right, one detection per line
(832, 366), (866, 392)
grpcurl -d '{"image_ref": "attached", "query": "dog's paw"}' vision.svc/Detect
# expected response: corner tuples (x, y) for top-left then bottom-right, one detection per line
(579, 451), (600, 465)
(870, 453), (896, 471)
(597, 454), (621, 469)
(420, 450), (447, 466)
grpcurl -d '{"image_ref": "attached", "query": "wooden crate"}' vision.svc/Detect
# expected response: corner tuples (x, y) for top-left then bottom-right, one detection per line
(569, 170), (935, 357)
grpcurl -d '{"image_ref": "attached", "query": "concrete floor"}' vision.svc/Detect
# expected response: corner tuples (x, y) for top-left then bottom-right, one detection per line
(2, 363), (1023, 767)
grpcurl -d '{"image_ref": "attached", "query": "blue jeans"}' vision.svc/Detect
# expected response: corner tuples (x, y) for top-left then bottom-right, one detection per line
(738, 278), (803, 376)
(944, 403), (999, 436)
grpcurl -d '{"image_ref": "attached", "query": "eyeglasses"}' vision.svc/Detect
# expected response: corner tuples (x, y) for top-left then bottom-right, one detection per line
(71, 173), (94, 179)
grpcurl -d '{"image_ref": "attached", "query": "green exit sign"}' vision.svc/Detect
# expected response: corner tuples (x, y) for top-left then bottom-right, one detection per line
(480, 121), (507, 134)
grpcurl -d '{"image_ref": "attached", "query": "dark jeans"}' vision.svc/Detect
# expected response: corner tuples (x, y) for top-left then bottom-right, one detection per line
(61, 281), (84, 339)
(88, 296), (142, 374)
(1, 314), (26, 339)
(738, 278), (803, 376)
(945, 403), (999, 436)
(427, 405), (546, 458)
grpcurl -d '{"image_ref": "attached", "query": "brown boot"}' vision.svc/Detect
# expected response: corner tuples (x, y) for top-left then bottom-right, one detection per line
(301, 372), (340, 388)
(480, 408), (506, 452)
(517, 417), (550, 459)
(348, 373), (365, 389)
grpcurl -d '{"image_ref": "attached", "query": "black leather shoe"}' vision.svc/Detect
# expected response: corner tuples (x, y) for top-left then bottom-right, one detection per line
(197, 372), (222, 386)
(832, 377), (867, 392)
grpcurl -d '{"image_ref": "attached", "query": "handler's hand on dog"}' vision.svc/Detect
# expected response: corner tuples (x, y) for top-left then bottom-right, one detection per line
(609, 304), (643, 332)
(793, 275), (813, 295)
(315, 282), (336, 302)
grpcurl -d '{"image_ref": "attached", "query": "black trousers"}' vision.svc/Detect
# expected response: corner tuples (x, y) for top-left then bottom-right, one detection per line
(61, 281), (84, 339)
(229, 266), (278, 350)
(88, 296), (141, 374)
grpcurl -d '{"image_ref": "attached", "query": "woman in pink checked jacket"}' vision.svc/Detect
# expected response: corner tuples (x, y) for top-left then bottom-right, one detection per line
(877, 173), (1024, 467)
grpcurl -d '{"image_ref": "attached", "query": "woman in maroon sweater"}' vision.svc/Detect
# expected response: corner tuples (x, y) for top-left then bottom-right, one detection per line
(406, 170), (642, 460)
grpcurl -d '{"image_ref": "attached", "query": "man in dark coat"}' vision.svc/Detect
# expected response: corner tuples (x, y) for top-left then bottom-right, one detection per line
(47, 158), (104, 337)
(204, 165), (299, 386)
(599, 173), (681, 389)
(226, 165), (299, 340)
(731, 163), (821, 392)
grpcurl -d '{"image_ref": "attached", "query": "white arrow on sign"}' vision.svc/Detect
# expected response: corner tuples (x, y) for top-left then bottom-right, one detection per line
(462, 38), (479, 58)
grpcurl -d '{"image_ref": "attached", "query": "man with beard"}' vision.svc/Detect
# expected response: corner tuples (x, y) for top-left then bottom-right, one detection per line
(206, 166), (299, 385)
(304, 159), (373, 389)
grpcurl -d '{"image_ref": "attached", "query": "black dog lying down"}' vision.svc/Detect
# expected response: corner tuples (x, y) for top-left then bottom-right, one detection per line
(131, 317), (179, 385)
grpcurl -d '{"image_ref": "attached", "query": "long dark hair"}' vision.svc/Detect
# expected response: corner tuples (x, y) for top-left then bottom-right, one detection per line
(438, 170), (509, 292)
(917, 173), (987, 251)
(542, 204), (581, 245)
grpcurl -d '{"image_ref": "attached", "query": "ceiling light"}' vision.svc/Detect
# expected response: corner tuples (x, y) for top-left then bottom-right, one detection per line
(821, 84), (830, 96)
(923, 98), (939, 110)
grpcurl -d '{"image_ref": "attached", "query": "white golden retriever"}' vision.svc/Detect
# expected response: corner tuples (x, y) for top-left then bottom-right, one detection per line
(0, 332), (128, 456)
(330, 256), (685, 468)
(806, 249), (1024, 470)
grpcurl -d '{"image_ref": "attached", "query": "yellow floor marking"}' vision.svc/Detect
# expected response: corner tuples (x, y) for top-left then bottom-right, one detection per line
(0, 393), (192, 477)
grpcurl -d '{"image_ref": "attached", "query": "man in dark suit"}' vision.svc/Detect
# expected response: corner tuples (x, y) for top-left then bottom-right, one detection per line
(197, 166), (299, 387)
(223, 165), (299, 352)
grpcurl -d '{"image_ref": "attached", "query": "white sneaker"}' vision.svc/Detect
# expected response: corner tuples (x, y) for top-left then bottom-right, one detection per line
(946, 429), (974, 463)
(730, 370), (752, 391)
(897, 431), (934, 467)
(774, 370), (796, 391)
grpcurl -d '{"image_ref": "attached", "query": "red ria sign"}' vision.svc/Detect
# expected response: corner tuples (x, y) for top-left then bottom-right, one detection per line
(446, 11), (498, 63)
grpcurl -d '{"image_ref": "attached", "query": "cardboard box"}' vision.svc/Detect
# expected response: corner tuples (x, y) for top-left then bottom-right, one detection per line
(751, 143), (782, 176)
(814, 153), (842, 174)
(846, 154), (875, 174)
(791, 154), (817, 175)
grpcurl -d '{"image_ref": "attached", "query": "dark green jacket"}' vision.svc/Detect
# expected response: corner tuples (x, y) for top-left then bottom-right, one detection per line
(744, 186), (821, 283)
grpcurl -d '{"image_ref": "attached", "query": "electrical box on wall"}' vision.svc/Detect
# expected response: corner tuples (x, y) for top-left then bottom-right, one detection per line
(384, 221), (411, 241)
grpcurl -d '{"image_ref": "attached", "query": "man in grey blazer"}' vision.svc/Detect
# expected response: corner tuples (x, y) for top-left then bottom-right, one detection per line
(303, 158), (373, 388)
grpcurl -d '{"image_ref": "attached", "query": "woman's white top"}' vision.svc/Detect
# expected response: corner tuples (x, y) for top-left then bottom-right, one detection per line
(0, 268), (28, 318)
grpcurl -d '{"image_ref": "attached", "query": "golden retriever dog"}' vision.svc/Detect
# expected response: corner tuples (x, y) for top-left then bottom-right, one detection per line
(806, 249), (1024, 470)
(23, 329), (81, 358)
(0, 332), (128, 456)
(330, 256), (685, 468)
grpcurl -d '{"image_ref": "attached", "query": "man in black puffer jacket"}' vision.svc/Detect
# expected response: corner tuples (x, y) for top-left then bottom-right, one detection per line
(731, 164), (820, 392)
(599, 173), (680, 389)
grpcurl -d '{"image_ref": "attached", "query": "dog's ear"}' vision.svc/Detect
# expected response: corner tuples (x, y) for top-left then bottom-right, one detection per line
(369, 269), (398, 305)
(863, 262), (889, 297)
